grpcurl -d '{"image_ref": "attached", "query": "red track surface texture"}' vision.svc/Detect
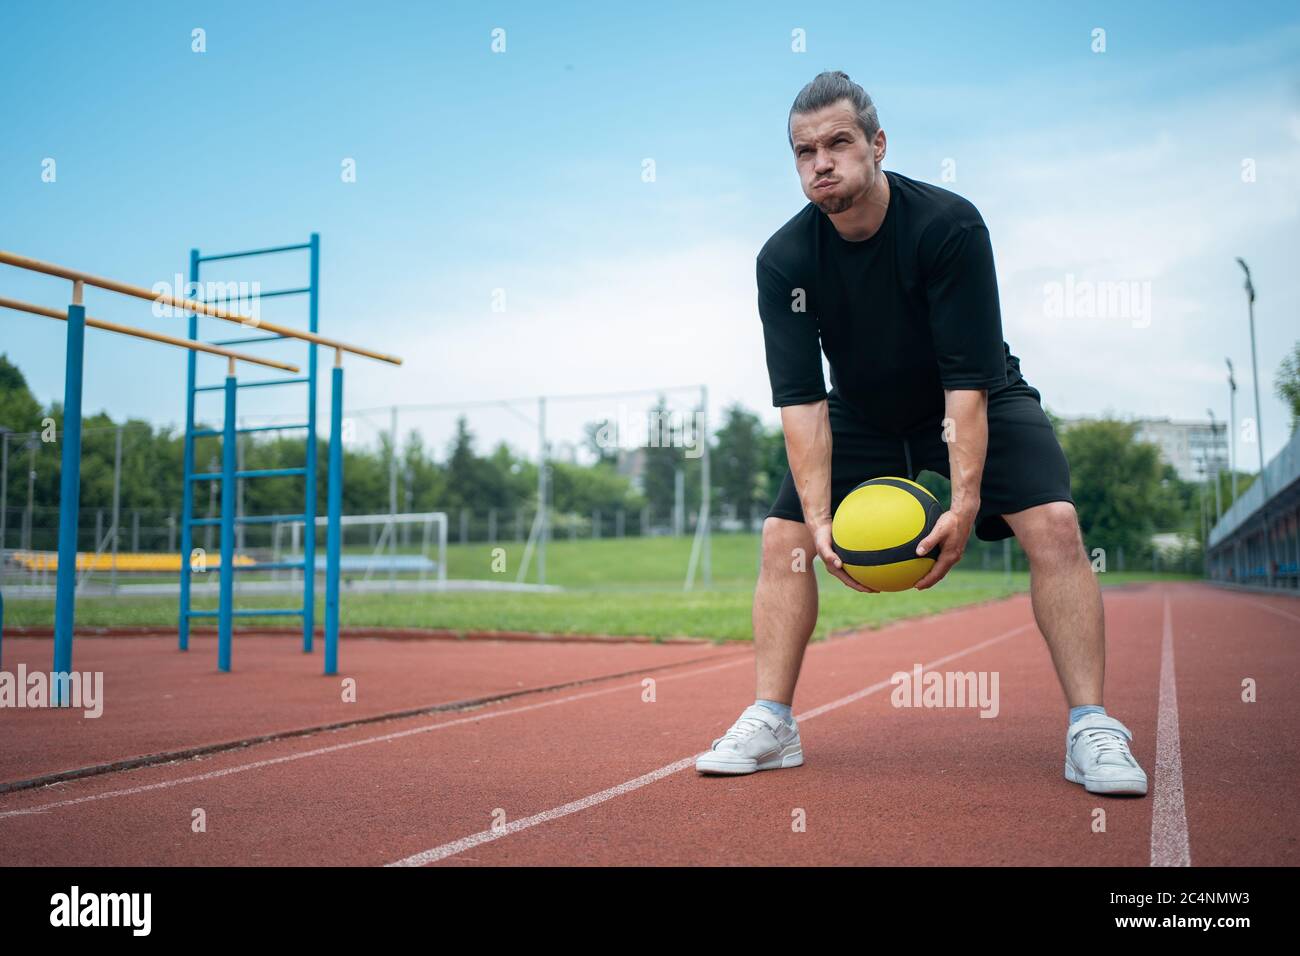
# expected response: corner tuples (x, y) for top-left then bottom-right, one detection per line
(0, 582), (1295, 866)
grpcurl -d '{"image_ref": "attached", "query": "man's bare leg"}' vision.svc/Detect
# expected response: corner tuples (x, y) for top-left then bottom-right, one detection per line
(1002, 501), (1104, 707)
(1003, 500), (1150, 794)
(754, 516), (820, 704)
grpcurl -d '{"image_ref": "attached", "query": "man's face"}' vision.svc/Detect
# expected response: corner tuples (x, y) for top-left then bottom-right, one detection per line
(790, 100), (884, 214)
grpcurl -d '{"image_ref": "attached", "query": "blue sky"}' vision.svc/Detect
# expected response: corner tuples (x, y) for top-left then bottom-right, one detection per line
(1, 0), (1297, 470)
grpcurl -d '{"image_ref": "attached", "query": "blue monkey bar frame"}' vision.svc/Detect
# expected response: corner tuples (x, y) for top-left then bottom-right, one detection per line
(0, 257), (302, 704)
(179, 235), (403, 674)
(180, 236), (322, 663)
(0, 244), (401, 699)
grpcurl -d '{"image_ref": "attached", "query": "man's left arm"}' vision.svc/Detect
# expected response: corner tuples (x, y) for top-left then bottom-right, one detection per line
(913, 388), (987, 589)
(914, 216), (1007, 589)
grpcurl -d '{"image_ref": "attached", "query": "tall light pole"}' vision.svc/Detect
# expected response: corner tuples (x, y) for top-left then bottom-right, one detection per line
(1206, 409), (1222, 522)
(1225, 358), (1238, 504)
(1196, 458), (1207, 552)
(1236, 257), (1271, 586)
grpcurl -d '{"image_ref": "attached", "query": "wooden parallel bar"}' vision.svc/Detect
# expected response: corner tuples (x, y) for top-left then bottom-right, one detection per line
(0, 295), (301, 373)
(0, 250), (403, 366)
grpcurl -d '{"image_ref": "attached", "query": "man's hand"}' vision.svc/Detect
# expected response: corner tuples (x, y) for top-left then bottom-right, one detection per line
(911, 509), (976, 590)
(812, 522), (877, 593)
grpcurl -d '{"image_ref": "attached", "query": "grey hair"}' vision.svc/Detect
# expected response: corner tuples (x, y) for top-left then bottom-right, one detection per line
(787, 71), (880, 150)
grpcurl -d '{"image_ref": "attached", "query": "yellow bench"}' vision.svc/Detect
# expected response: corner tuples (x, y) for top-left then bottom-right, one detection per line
(6, 551), (259, 572)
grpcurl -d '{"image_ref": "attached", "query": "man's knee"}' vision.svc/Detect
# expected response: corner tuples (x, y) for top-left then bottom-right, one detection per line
(1011, 501), (1085, 564)
(761, 516), (814, 572)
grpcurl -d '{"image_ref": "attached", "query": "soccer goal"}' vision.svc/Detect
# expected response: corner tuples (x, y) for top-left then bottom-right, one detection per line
(275, 512), (448, 591)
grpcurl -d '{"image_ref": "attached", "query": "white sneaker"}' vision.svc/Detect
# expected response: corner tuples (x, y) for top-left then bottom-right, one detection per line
(696, 704), (804, 775)
(1064, 713), (1148, 795)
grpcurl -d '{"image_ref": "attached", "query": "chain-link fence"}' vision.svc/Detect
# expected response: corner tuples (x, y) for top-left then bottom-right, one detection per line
(1, 393), (1208, 603)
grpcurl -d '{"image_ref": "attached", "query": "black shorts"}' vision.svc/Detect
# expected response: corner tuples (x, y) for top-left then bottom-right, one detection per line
(765, 378), (1075, 542)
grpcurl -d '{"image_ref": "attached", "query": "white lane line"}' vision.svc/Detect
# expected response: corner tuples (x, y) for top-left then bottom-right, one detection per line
(1247, 600), (1300, 626)
(386, 622), (1034, 867)
(1150, 591), (1191, 867)
(387, 757), (703, 867)
(0, 607), (1026, 819)
(796, 624), (1033, 720)
(0, 657), (745, 820)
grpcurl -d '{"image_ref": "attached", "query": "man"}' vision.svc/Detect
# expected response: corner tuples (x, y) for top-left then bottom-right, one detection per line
(695, 71), (1148, 796)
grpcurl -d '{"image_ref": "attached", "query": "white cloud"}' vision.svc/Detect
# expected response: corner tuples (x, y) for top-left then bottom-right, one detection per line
(358, 70), (1299, 463)
(270, 30), (1300, 464)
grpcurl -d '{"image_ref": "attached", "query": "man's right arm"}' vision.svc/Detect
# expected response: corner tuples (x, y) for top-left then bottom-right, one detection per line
(780, 401), (834, 534)
(757, 255), (872, 592)
(780, 400), (873, 592)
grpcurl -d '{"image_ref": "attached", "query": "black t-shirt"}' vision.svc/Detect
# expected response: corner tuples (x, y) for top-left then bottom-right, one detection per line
(756, 169), (1023, 434)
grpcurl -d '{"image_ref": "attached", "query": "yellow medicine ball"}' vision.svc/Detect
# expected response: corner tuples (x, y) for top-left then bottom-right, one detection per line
(830, 477), (943, 591)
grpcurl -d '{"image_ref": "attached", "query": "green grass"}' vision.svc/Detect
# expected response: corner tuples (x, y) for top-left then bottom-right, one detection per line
(0, 534), (1200, 642)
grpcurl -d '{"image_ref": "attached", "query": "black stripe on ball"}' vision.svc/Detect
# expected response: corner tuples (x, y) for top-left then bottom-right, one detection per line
(831, 478), (944, 566)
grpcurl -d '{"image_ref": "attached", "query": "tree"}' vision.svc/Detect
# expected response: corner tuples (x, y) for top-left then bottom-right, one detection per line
(547, 460), (636, 516)
(1276, 341), (1300, 432)
(712, 403), (766, 526)
(0, 354), (43, 434)
(758, 421), (790, 516)
(640, 396), (689, 522)
(478, 440), (529, 510)
(582, 419), (620, 466)
(0, 356), (47, 541)
(401, 430), (447, 512)
(1060, 419), (1177, 558)
(441, 416), (481, 510)
(439, 416), (521, 513)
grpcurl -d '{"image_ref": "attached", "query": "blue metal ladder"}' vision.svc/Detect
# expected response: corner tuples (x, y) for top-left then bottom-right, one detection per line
(178, 236), (321, 670)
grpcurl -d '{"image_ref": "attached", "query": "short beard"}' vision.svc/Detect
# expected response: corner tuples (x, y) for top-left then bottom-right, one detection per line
(814, 194), (854, 214)
(815, 169), (882, 216)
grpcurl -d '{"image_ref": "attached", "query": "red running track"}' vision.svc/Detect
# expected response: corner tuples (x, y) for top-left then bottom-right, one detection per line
(0, 582), (1295, 866)
(0, 631), (735, 788)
